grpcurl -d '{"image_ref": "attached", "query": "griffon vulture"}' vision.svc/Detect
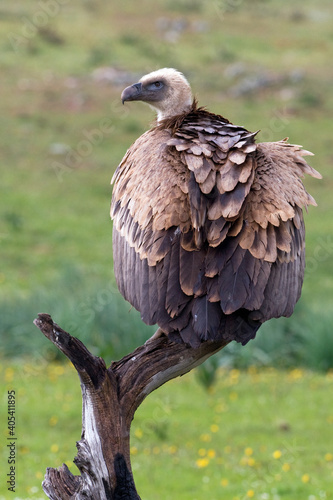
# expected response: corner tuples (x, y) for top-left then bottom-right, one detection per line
(111, 68), (321, 348)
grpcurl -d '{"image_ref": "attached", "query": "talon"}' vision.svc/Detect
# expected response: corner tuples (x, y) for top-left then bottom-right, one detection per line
(145, 328), (166, 345)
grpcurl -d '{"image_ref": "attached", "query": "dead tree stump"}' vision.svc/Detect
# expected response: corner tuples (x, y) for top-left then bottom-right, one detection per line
(34, 313), (228, 499)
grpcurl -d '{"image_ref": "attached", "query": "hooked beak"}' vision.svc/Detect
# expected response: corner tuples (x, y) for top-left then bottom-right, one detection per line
(121, 83), (143, 104)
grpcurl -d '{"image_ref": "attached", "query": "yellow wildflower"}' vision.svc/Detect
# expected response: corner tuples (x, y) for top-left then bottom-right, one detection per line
(196, 458), (209, 468)
(54, 364), (65, 375)
(207, 449), (216, 459)
(49, 416), (58, 427)
(289, 368), (303, 380)
(134, 428), (143, 439)
(247, 366), (257, 375)
(5, 368), (14, 383)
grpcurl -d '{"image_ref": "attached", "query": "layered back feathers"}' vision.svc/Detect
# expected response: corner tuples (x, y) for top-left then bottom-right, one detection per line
(111, 77), (321, 348)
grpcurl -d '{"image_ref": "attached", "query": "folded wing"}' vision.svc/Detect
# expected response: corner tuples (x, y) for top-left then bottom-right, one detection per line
(111, 110), (321, 347)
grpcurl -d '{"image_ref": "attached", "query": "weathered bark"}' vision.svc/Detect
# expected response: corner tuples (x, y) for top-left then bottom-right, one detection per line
(34, 313), (228, 499)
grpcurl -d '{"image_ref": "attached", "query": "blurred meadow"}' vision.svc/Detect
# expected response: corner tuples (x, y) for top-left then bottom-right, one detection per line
(0, 0), (333, 498)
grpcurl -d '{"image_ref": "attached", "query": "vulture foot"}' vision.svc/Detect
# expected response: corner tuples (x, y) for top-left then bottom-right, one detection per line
(145, 327), (166, 344)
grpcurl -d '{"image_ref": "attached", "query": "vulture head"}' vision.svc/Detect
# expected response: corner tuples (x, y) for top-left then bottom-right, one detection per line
(121, 68), (193, 122)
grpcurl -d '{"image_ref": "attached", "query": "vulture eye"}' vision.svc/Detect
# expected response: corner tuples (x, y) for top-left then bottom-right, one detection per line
(148, 81), (164, 90)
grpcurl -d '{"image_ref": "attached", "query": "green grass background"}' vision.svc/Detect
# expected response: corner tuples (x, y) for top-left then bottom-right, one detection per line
(1, 0), (333, 498)
(1, 362), (333, 499)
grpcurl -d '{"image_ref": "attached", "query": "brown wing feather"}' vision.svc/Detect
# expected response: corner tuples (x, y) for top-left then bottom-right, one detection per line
(111, 107), (320, 347)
